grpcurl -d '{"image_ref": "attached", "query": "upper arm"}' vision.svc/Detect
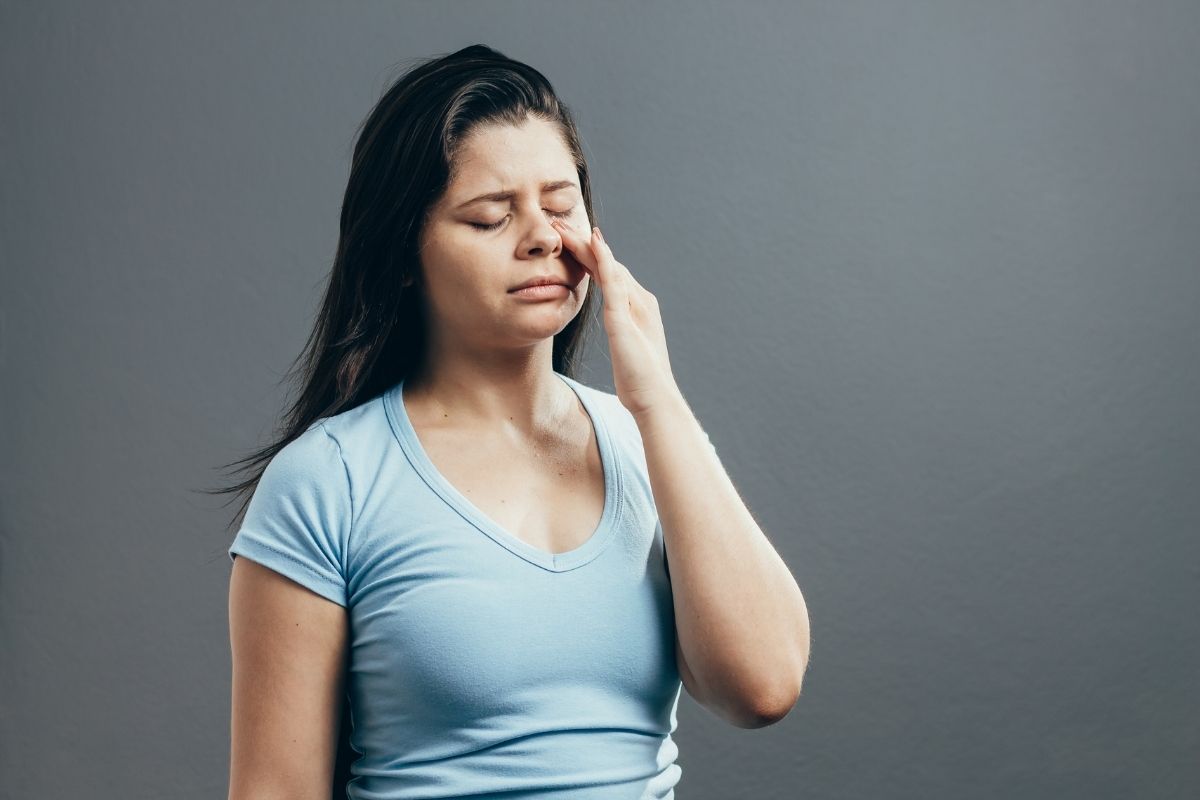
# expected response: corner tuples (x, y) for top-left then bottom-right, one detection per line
(226, 423), (355, 799)
(667, 543), (710, 709)
(228, 555), (348, 800)
(675, 633), (708, 706)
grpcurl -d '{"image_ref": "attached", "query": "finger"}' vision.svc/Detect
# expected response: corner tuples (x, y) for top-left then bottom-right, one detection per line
(590, 227), (631, 309)
(551, 218), (600, 282)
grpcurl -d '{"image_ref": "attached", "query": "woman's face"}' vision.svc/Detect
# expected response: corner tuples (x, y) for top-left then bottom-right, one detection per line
(416, 116), (593, 355)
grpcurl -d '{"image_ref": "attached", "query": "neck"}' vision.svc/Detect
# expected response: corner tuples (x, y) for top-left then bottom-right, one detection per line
(403, 341), (574, 435)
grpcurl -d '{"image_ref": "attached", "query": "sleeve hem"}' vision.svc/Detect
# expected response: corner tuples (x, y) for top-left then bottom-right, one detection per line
(229, 538), (348, 608)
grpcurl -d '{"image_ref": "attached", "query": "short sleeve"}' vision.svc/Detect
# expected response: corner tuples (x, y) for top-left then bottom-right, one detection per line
(228, 422), (352, 607)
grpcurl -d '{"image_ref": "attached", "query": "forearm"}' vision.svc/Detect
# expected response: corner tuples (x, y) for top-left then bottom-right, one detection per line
(634, 388), (811, 722)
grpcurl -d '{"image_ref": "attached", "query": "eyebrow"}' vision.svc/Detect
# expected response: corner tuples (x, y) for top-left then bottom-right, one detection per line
(455, 180), (579, 209)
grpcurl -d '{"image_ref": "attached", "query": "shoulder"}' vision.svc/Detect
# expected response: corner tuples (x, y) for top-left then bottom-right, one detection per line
(246, 422), (352, 533)
(561, 375), (636, 426)
(565, 375), (719, 460)
(560, 376), (645, 454)
(232, 420), (354, 605)
(309, 391), (394, 465)
(251, 402), (376, 515)
(263, 421), (347, 483)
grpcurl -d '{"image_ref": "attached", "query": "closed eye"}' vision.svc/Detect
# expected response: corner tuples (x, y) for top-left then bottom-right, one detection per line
(470, 207), (576, 231)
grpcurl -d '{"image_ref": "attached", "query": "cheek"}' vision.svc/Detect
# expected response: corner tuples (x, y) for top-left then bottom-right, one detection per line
(424, 235), (493, 290)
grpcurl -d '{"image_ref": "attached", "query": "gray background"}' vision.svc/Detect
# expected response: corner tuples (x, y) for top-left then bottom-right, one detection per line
(2, 1), (1197, 798)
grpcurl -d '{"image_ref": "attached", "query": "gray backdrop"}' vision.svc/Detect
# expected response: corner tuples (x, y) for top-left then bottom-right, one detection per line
(2, 2), (1197, 798)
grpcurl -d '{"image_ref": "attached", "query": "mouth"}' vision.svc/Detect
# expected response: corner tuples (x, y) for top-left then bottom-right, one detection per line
(509, 282), (568, 292)
(509, 283), (572, 300)
(509, 256), (586, 294)
(508, 275), (573, 293)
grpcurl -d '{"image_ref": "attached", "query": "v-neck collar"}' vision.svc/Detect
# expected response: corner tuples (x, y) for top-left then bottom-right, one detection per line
(383, 371), (624, 572)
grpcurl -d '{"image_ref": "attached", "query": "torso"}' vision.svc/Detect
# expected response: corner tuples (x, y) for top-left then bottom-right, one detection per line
(404, 392), (606, 555)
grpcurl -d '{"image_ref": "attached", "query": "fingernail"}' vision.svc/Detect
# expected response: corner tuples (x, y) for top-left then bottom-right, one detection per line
(593, 226), (603, 242)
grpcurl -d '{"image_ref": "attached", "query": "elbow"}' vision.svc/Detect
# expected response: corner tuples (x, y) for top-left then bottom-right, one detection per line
(702, 632), (812, 729)
(728, 676), (804, 729)
(734, 654), (809, 729)
(752, 684), (803, 728)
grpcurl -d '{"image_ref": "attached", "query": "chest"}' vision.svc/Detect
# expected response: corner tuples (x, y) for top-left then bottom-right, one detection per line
(414, 426), (607, 555)
(342, 475), (680, 768)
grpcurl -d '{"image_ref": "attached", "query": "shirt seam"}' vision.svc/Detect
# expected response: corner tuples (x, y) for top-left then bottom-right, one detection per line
(318, 420), (356, 588)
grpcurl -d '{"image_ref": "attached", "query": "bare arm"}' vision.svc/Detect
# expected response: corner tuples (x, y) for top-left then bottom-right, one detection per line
(228, 556), (349, 800)
(637, 391), (811, 728)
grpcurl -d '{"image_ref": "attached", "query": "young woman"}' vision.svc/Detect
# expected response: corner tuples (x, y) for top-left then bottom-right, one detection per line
(220, 43), (810, 800)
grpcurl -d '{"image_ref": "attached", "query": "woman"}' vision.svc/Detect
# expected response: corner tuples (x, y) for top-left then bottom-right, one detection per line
(220, 43), (810, 800)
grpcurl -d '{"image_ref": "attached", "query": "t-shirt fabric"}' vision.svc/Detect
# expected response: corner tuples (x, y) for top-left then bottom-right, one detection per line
(228, 372), (717, 799)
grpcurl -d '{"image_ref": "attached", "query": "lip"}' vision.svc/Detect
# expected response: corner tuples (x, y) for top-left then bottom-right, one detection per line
(510, 283), (571, 300)
(509, 274), (570, 292)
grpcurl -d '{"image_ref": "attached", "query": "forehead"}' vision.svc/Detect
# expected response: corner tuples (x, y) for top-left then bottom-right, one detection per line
(447, 119), (577, 198)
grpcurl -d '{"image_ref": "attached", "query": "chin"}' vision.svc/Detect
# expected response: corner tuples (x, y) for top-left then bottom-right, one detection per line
(513, 304), (581, 334)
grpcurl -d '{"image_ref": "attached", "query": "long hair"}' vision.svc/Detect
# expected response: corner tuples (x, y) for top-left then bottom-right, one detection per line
(208, 43), (600, 526)
(207, 44), (601, 798)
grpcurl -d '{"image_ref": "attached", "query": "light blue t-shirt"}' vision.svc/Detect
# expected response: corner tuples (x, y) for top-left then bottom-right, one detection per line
(229, 372), (715, 799)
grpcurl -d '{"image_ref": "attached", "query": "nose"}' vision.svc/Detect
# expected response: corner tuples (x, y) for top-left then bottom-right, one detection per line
(522, 216), (563, 258)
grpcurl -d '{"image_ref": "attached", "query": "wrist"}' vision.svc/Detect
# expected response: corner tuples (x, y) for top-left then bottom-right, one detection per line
(630, 383), (691, 428)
